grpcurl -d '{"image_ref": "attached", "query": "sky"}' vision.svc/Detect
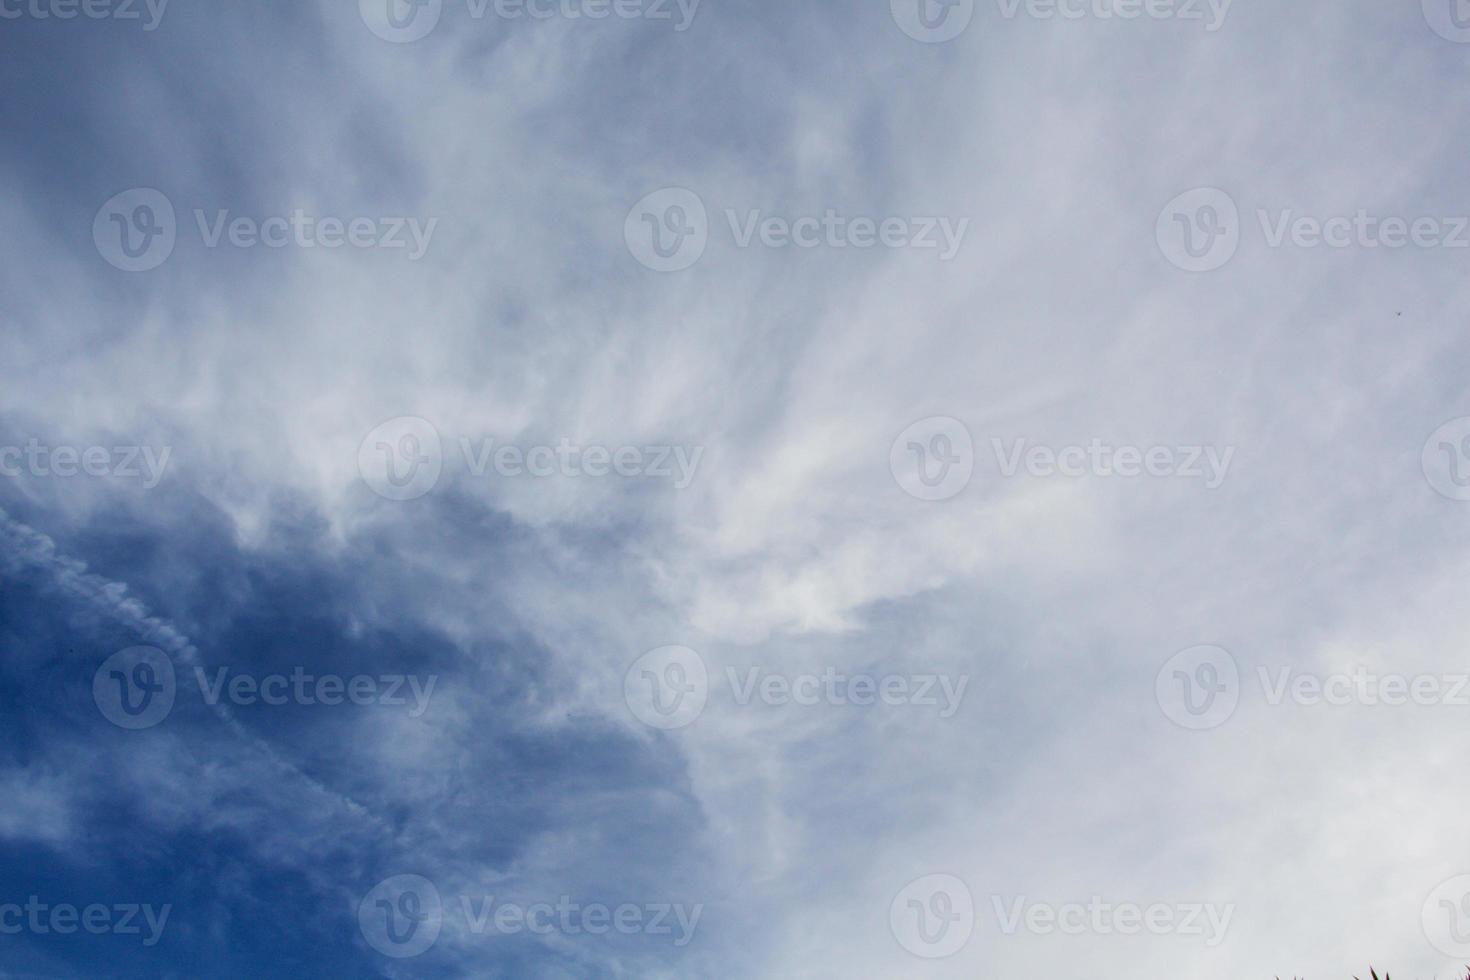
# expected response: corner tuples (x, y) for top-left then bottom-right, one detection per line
(3, 0), (1470, 977)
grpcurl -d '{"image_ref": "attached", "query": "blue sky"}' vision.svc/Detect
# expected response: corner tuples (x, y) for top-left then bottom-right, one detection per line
(4, 1), (1470, 977)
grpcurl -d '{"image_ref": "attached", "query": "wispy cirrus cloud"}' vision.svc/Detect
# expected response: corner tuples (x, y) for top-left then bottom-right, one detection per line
(4, 0), (1470, 976)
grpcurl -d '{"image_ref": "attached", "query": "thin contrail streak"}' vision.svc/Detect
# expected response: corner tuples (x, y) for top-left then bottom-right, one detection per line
(0, 504), (381, 829)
